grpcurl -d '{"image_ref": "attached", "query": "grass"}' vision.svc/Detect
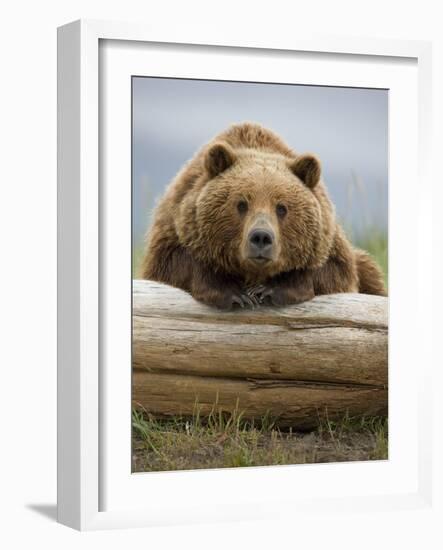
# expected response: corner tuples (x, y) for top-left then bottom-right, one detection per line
(354, 228), (388, 288)
(132, 407), (388, 472)
(132, 246), (143, 278)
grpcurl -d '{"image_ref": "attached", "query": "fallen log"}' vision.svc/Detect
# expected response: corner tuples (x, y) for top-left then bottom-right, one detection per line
(132, 280), (388, 429)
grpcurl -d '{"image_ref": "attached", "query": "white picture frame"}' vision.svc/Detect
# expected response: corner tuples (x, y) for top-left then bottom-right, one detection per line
(57, 19), (435, 531)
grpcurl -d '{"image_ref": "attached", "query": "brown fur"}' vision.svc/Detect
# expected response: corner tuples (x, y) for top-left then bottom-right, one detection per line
(140, 123), (386, 309)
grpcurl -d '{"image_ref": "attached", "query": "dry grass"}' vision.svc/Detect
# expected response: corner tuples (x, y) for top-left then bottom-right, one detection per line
(132, 407), (388, 473)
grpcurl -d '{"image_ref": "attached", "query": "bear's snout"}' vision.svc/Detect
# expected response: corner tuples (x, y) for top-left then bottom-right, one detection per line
(248, 228), (275, 261)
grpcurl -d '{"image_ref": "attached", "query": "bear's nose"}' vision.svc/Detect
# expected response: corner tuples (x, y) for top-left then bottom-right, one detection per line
(249, 229), (274, 251)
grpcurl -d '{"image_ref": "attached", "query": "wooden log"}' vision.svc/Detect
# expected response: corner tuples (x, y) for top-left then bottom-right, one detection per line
(132, 280), (388, 428)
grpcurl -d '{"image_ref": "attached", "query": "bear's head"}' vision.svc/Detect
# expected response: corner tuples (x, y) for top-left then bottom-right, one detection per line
(177, 141), (336, 282)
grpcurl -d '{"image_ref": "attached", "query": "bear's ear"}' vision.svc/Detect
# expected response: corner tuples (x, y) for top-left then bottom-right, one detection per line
(205, 142), (236, 178)
(290, 154), (321, 189)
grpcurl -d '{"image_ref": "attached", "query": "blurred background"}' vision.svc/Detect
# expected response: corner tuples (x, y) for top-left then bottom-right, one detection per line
(132, 77), (388, 282)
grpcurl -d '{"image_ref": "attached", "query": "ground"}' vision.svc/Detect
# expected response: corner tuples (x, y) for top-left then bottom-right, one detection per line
(132, 409), (388, 472)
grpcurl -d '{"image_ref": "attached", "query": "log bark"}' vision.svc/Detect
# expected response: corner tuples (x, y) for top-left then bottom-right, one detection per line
(132, 280), (388, 429)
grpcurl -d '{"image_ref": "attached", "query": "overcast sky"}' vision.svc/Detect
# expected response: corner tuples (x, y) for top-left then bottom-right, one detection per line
(132, 77), (388, 250)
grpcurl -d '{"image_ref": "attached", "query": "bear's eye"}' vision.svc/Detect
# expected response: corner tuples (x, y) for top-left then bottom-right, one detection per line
(237, 200), (248, 214)
(276, 204), (287, 218)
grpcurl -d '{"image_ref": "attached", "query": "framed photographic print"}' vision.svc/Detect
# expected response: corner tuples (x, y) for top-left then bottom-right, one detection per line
(130, 76), (390, 473)
(57, 20), (435, 531)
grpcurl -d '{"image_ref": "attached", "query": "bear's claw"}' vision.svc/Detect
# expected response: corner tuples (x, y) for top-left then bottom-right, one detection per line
(246, 285), (274, 304)
(231, 292), (259, 309)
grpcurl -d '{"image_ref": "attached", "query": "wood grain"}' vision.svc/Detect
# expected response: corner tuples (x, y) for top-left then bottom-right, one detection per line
(132, 280), (388, 428)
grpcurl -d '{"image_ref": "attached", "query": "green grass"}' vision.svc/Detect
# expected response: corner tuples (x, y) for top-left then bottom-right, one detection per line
(354, 228), (388, 288)
(132, 407), (388, 472)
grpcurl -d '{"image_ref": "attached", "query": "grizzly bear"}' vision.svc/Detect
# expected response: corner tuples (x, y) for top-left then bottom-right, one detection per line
(140, 123), (386, 309)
